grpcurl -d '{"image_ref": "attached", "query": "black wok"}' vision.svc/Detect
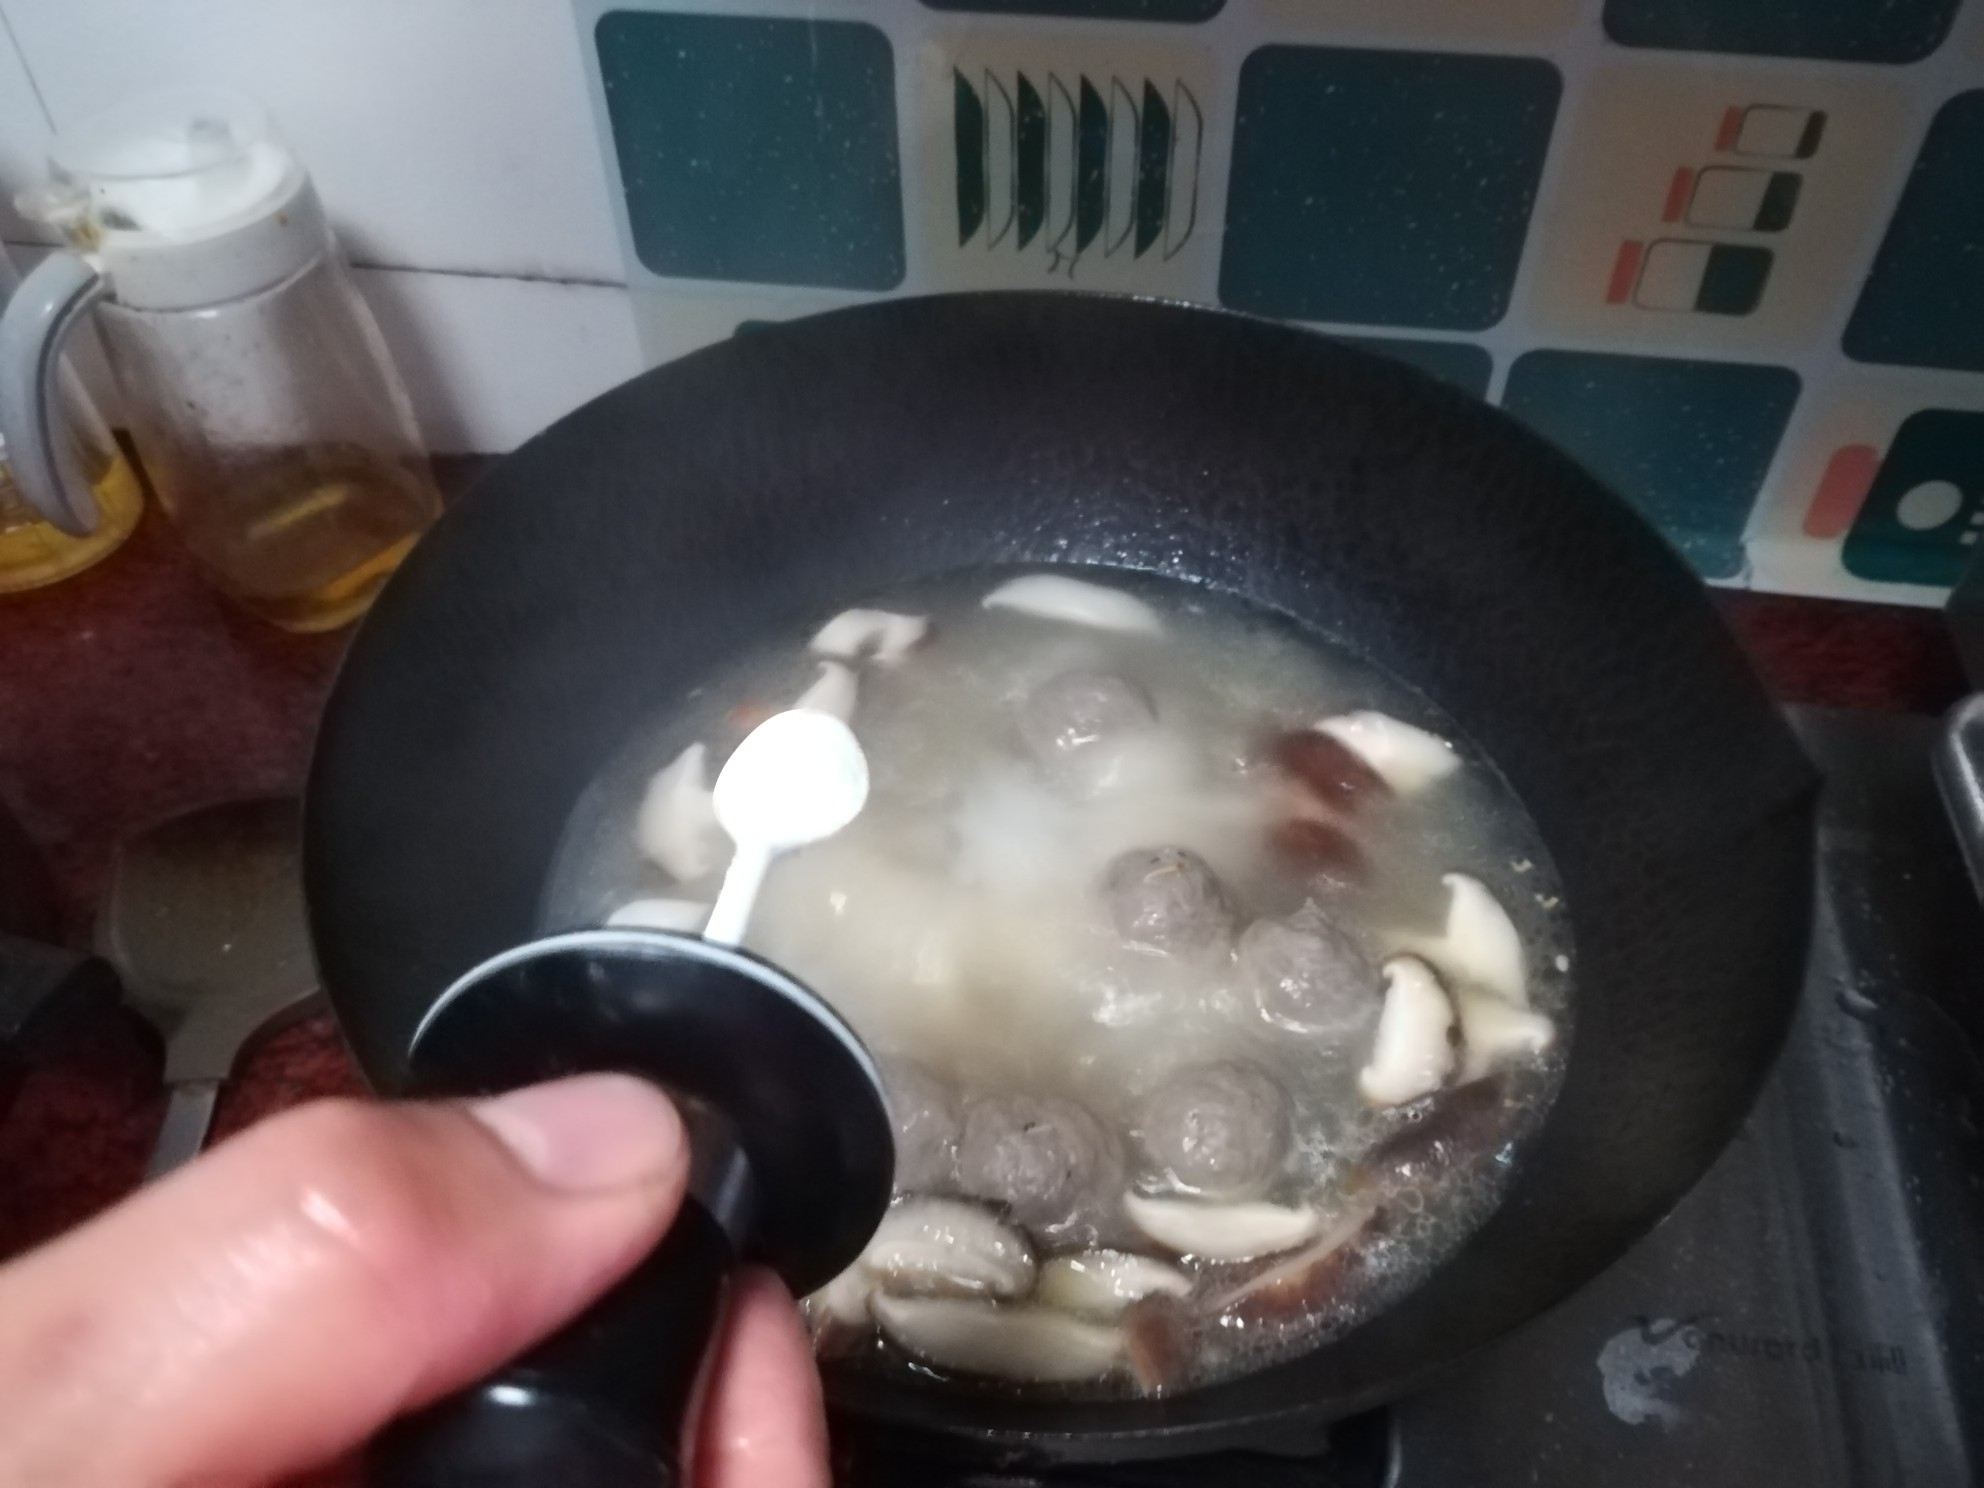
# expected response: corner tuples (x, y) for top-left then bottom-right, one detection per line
(305, 293), (1815, 1463)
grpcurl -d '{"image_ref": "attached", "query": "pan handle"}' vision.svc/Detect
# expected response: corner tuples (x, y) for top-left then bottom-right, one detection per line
(367, 1112), (752, 1487)
(1934, 695), (1984, 900)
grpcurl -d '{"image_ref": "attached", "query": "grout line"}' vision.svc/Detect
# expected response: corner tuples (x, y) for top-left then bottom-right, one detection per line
(346, 260), (628, 291)
(0, 242), (633, 294)
(0, 2), (55, 132)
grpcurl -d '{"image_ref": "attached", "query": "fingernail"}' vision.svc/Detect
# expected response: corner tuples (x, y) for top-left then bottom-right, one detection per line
(470, 1074), (685, 1193)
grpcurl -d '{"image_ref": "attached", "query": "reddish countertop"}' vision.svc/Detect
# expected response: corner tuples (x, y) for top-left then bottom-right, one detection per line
(0, 504), (1970, 1263)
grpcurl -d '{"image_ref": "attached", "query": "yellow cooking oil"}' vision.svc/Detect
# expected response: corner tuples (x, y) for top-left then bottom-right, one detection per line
(147, 441), (442, 633)
(0, 440), (144, 594)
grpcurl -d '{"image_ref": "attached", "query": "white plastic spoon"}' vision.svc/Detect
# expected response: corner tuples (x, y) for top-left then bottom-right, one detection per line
(702, 709), (871, 947)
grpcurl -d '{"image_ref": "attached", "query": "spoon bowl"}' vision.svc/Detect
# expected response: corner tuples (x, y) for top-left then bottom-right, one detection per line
(703, 709), (869, 946)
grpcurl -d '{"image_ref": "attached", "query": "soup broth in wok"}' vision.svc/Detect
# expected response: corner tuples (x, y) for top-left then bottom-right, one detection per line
(545, 569), (1572, 1396)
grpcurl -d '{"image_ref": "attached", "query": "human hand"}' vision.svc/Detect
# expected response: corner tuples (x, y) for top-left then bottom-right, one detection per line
(0, 1075), (829, 1488)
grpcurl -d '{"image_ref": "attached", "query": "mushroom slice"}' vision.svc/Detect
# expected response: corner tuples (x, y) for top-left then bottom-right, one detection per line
(805, 1263), (875, 1328)
(1271, 729), (1391, 813)
(982, 574), (1163, 636)
(1210, 1195), (1383, 1323)
(861, 1198), (1036, 1300)
(1037, 1251), (1193, 1319)
(1123, 1295), (1192, 1395)
(808, 609), (930, 665)
(1358, 956), (1457, 1108)
(634, 743), (724, 882)
(1451, 982), (1556, 1083)
(1123, 1193), (1322, 1262)
(1401, 873), (1527, 1007)
(1357, 1078), (1510, 1187)
(871, 1295), (1125, 1384)
(605, 898), (709, 933)
(1315, 712), (1459, 796)
(794, 660), (858, 721)
(803, 1263), (876, 1359)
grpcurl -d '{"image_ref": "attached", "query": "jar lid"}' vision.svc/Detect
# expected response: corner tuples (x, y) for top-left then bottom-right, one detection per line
(16, 90), (326, 312)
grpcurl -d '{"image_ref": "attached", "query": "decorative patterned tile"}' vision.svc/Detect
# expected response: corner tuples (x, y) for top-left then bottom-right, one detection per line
(1844, 92), (1984, 377)
(1524, 61), (1907, 360)
(1750, 373), (1984, 604)
(921, 0), (1224, 17)
(1220, 46), (1560, 330)
(1250, 0), (1578, 45)
(909, 31), (1218, 297)
(1603, 0), (1961, 64)
(1842, 410), (1984, 587)
(595, 11), (905, 291)
(1501, 350), (1800, 581)
(17, 0), (1980, 587)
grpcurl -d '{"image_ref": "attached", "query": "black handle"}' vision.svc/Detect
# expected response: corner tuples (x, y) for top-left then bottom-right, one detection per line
(374, 934), (891, 1486)
(369, 1196), (735, 1487)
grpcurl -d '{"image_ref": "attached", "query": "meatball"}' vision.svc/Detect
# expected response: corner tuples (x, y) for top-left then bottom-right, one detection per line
(956, 1094), (1121, 1244)
(881, 1058), (960, 1192)
(1101, 846), (1233, 957)
(1239, 904), (1377, 1036)
(1018, 671), (1155, 792)
(1137, 1061), (1291, 1197)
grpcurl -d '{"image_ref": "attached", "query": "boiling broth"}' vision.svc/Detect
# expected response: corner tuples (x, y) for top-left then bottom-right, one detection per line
(545, 568), (1572, 1395)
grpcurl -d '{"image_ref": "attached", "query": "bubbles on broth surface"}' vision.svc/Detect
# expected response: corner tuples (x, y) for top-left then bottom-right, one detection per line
(543, 568), (1573, 1397)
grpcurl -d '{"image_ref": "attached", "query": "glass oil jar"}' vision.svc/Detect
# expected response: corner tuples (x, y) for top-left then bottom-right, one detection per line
(0, 92), (439, 631)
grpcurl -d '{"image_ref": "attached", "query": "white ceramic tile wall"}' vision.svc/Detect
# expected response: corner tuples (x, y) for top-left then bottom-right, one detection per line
(352, 268), (642, 455)
(0, 11), (51, 242)
(0, 0), (618, 279)
(0, 0), (641, 451)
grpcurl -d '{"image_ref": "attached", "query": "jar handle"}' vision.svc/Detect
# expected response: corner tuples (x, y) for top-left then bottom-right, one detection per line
(0, 251), (110, 536)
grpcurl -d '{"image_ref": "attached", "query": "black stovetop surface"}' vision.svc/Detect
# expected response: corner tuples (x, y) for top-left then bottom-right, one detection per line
(841, 708), (1984, 1487)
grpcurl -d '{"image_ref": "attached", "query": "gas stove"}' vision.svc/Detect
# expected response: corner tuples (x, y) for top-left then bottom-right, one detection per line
(844, 706), (1984, 1487)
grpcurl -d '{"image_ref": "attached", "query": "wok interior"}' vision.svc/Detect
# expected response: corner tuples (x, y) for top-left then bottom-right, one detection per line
(306, 294), (1815, 1452)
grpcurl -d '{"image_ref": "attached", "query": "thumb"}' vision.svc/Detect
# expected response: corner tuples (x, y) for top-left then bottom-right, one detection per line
(0, 1074), (686, 1488)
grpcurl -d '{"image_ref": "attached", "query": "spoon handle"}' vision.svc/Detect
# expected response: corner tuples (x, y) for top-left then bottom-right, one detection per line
(144, 1080), (221, 1179)
(702, 843), (772, 948)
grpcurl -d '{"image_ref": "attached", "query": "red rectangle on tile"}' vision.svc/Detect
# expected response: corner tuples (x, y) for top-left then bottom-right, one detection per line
(1663, 167), (1693, 222)
(1805, 444), (1881, 539)
(1607, 239), (1644, 304)
(1716, 105), (1742, 151)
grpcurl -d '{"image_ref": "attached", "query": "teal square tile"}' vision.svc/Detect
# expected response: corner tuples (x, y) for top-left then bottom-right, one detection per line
(1842, 411), (1984, 588)
(1696, 244), (1771, 316)
(1502, 352), (1800, 580)
(597, 12), (905, 291)
(1220, 47), (1560, 331)
(1604, 0), (1958, 63)
(1845, 92), (1984, 375)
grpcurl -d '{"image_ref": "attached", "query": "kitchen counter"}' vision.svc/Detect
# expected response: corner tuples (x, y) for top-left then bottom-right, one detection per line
(0, 500), (1971, 1264)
